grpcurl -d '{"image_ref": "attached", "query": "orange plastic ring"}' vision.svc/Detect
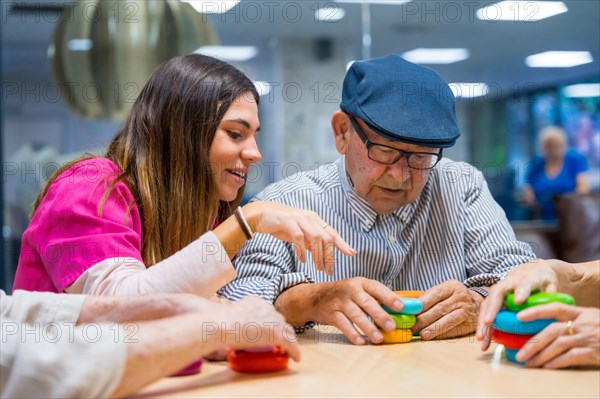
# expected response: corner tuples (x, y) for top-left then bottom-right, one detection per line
(374, 328), (413, 344)
(395, 290), (425, 298)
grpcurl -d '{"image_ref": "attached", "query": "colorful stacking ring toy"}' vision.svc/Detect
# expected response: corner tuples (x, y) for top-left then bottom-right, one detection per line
(375, 328), (413, 344)
(490, 329), (534, 350)
(493, 310), (554, 335)
(493, 291), (575, 365)
(504, 292), (575, 312)
(389, 314), (416, 329)
(383, 298), (423, 315)
(228, 346), (289, 373)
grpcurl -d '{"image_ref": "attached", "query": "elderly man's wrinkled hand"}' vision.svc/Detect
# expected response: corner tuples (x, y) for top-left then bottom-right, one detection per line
(412, 280), (482, 340)
(310, 277), (404, 345)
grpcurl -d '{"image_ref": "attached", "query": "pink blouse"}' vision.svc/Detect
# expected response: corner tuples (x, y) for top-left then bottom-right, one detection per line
(14, 158), (235, 295)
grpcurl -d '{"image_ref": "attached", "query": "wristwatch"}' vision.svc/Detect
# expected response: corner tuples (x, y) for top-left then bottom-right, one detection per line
(468, 287), (490, 298)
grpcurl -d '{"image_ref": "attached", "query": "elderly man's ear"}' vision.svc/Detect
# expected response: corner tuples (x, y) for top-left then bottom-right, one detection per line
(332, 110), (352, 154)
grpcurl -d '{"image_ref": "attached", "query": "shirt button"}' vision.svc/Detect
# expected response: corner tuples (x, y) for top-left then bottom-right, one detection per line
(389, 235), (397, 243)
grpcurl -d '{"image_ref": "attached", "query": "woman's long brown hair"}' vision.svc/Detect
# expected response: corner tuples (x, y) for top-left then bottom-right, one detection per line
(32, 54), (260, 266)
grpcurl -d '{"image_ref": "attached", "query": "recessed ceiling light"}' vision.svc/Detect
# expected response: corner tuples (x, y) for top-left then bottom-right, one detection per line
(182, 1), (240, 14)
(562, 83), (600, 98)
(476, 1), (568, 22)
(336, 0), (412, 4)
(449, 83), (489, 98)
(254, 81), (272, 96)
(194, 46), (258, 62)
(402, 48), (470, 64)
(315, 6), (346, 22)
(68, 39), (93, 51)
(525, 51), (593, 68)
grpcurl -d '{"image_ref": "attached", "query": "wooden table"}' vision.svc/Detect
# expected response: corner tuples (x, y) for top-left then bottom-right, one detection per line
(136, 326), (600, 398)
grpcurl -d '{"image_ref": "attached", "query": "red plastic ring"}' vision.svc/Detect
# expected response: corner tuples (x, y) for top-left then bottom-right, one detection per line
(491, 328), (535, 350)
(228, 346), (289, 373)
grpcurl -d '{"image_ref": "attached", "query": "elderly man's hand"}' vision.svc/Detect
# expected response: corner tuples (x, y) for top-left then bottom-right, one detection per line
(412, 280), (482, 340)
(305, 277), (404, 345)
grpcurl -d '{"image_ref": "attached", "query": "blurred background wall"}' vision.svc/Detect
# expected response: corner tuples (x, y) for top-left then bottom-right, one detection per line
(2, 0), (599, 290)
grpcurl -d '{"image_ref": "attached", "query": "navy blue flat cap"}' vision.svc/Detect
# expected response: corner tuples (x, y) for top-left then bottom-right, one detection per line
(340, 55), (460, 148)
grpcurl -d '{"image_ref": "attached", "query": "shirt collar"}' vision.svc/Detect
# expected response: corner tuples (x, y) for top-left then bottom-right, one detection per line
(337, 157), (416, 232)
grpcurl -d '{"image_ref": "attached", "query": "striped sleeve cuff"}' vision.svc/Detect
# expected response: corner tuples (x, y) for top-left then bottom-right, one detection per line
(278, 272), (316, 298)
(219, 272), (316, 303)
(463, 273), (505, 288)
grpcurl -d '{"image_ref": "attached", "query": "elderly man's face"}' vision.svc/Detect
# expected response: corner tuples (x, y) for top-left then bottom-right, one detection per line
(334, 112), (436, 215)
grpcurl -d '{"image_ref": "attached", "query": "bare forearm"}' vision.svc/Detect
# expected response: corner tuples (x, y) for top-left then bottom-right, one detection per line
(523, 185), (536, 205)
(213, 214), (248, 260)
(78, 294), (211, 324)
(571, 260), (600, 307)
(553, 260), (600, 307)
(108, 313), (225, 398)
(212, 203), (261, 259)
(275, 283), (321, 327)
(575, 174), (591, 194)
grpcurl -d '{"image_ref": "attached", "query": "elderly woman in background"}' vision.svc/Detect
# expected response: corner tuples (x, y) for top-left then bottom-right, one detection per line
(523, 126), (590, 221)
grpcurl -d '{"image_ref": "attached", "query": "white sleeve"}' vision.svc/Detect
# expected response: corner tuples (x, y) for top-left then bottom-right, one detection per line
(1, 289), (86, 325)
(1, 319), (126, 399)
(66, 231), (236, 297)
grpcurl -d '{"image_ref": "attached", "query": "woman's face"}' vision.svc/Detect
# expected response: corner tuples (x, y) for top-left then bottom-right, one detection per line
(543, 136), (566, 162)
(209, 93), (262, 202)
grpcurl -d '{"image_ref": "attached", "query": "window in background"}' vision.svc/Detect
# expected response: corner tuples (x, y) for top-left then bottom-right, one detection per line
(559, 90), (600, 188)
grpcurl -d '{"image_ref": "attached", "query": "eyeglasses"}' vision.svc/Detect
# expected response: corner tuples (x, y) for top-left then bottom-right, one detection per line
(349, 116), (443, 170)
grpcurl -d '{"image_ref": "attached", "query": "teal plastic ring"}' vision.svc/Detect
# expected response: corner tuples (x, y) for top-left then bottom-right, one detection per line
(493, 310), (554, 335)
(382, 298), (423, 315)
(505, 348), (525, 365)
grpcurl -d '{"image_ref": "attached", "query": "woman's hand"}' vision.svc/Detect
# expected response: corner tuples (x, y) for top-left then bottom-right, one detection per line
(243, 202), (356, 275)
(476, 259), (560, 350)
(516, 303), (600, 368)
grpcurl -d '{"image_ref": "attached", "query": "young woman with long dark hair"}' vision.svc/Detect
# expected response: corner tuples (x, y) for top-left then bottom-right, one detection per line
(14, 54), (354, 296)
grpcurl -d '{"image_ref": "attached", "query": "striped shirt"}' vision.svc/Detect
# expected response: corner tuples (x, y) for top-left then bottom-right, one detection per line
(219, 157), (536, 303)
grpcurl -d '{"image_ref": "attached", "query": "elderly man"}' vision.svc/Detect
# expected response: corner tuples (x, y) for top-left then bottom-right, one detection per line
(219, 55), (535, 345)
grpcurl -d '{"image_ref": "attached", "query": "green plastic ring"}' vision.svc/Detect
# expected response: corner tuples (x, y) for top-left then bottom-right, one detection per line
(504, 292), (575, 312)
(389, 314), (416, 329)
